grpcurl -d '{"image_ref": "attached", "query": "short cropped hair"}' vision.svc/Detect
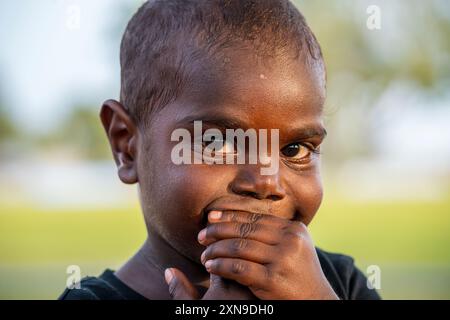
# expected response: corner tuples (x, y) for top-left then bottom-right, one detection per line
(120, 0), (324, 128)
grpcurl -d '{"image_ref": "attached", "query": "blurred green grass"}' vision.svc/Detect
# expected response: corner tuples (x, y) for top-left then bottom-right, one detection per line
(1, 198), (449, 299)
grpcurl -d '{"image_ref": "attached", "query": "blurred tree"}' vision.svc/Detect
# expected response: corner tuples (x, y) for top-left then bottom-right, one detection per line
(39, 105), (110, 160)
(0, 105), (16, 144)
(294, 0), (450, 163)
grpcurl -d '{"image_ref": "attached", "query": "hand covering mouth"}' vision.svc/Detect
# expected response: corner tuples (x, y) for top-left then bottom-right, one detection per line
(200, 203), (298, 227)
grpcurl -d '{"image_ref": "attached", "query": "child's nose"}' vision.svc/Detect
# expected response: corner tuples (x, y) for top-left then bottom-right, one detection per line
(229, 165), (286, 201)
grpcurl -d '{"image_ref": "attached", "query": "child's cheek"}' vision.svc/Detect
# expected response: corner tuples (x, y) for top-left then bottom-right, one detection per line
(289, 171), (323, 226)
(168, 163), (235, 217)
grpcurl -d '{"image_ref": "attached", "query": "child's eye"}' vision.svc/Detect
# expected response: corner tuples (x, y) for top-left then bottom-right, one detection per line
(280, 143), (313, 160)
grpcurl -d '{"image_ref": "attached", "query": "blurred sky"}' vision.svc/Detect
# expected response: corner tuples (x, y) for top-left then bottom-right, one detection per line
(0, 0), (133, 132)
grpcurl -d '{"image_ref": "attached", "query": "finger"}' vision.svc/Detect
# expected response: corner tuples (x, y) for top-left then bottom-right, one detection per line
(203, 273), (258, 300)
(165, 268), (200, 300)
(204, 258), (270, 292)
(201, 238), (276, 265)
(208, 210), (288, 228)
(198, 221), (283, 246)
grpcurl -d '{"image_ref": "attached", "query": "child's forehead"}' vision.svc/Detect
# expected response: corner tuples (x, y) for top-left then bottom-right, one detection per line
(179, 52), (326, 121)
(156, 58), (326, 141)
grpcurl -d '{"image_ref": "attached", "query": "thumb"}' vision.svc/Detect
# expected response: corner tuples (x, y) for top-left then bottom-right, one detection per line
(164, 268), (200, 300)
(209, 273), (226, 288)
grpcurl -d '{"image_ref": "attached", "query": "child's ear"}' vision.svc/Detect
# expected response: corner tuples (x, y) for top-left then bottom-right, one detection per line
(100, 99), (139, 184)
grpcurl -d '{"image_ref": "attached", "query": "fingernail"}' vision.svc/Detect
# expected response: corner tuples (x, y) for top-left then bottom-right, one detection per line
(205, 260), (213, 270)
(164, 268), (174, 284)
(198, 228), (206, 242)
(209, 210), (222, 220)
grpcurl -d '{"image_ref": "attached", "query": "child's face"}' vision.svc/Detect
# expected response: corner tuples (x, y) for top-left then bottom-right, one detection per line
(137, 50), (326, 263)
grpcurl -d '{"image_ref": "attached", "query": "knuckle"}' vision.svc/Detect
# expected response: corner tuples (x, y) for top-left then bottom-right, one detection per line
(288, 220), (304, 232)
(249, 212), (263, 223)
(270, 264), (285, 282)
(284, 231), (305, 253)
(232, 238), (247, 254)
(228, 211), (238, 222)
(283, 229), (298, 239)
(283, 222), (304, 238)
(231, 260), (246, 274)
(238, 222), (256, 238)
(283, 229), (302, 246)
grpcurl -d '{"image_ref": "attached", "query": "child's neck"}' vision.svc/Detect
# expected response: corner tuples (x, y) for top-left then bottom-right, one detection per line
(115, 231), (209, 299)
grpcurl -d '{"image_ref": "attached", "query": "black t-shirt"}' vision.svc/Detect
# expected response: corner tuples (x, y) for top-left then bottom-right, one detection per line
(58, 248), (381, 300)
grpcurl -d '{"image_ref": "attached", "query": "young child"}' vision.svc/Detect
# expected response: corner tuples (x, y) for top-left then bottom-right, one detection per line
(59, 0), (380, 300)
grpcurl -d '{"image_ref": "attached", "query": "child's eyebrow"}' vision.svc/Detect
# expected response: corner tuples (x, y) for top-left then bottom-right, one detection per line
(177, 114), (327, 140)
(276, 125), (327, 148)
(177, 115), (248, 130)
(291, 126), (328, 140)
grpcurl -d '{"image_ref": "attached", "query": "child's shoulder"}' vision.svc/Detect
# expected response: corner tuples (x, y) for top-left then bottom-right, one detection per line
(58, 269), (145, 300)
(315, 247), (381, 300)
